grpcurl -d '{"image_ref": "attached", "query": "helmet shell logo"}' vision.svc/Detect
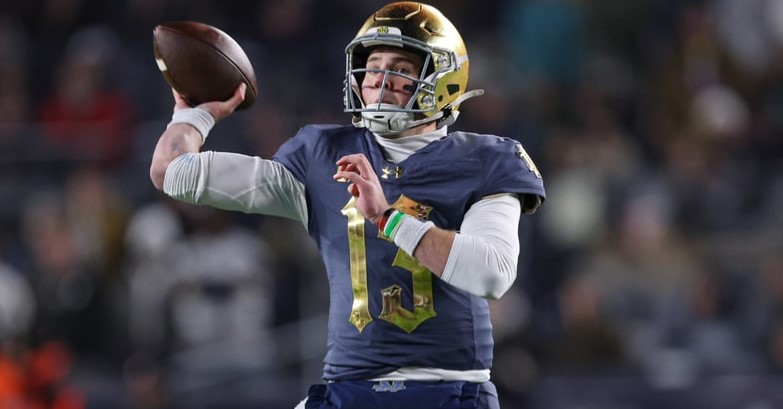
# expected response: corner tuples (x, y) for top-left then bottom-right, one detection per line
(377, 26), (389, 34)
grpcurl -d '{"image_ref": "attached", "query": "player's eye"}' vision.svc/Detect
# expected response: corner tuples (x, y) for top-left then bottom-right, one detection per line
(394, 66), (412, 75)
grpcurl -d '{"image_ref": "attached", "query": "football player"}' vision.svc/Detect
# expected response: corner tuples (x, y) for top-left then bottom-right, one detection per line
(149, 2), (545, 408)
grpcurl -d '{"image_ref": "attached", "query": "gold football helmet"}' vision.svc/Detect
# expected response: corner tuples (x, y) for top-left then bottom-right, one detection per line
(344, 2), (483, 135)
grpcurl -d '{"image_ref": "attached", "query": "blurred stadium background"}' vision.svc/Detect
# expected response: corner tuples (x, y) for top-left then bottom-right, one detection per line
(1, 0), (783, 408)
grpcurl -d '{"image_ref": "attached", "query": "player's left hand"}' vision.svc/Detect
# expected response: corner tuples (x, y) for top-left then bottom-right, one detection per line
(334, 154), (389, 224)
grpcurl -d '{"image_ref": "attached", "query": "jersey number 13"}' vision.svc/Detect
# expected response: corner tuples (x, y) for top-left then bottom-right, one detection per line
(342, 197), (436, 333)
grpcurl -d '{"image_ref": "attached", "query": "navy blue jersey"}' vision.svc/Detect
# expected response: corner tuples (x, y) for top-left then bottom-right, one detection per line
(273, 125), (545, 381)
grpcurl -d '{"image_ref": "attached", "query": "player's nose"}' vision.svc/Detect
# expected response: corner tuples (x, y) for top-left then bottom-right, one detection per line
(369, 72), (390, 89)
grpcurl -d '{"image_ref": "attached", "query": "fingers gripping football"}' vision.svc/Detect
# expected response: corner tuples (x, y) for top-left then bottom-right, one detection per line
(172, 83), (246, 121)
(334, 154), (390, 224)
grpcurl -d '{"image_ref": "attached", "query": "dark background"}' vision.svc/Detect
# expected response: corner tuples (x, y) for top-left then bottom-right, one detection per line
(1, 0), (782, 408)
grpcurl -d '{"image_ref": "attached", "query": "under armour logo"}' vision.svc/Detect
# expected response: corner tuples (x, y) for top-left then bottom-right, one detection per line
(381, 165), (403, 179)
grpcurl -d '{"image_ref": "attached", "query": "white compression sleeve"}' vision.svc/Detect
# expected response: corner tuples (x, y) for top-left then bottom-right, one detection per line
(441, 194), (521, 299)
(163, 151), (308, 225)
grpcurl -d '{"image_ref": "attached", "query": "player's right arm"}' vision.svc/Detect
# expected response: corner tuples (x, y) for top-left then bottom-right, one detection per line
(150, 84), (309, 225)
(150, 84), (245, 190)
(164, 151), (307, 223)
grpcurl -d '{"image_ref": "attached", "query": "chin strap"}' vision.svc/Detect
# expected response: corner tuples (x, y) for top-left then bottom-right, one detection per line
(356, 103), (415, 135)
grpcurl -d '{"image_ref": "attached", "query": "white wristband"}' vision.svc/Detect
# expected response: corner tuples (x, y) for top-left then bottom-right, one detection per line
(167, 108), (215, 145)
(392, 215), (435, 256)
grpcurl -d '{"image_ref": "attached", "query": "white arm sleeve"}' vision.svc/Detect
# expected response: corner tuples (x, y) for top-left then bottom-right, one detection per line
(163, 151), (308, 226)
(440, 194), (521, 299)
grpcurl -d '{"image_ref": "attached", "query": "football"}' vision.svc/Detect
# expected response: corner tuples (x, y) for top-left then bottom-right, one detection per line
(152, 21), (257, 110)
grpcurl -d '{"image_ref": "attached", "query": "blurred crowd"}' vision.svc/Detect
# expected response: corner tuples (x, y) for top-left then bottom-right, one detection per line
(1, 0), (783, 408)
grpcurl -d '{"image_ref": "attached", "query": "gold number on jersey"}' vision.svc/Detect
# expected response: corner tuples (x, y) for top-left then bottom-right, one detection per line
(379, 250), (436, 333)
(341, 198), (373, 332)
(342, 196), (436, 333)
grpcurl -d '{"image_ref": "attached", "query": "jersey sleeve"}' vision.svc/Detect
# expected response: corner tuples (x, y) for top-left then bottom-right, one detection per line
(272, 125), (321, 183)
(480, 138), (545, 213)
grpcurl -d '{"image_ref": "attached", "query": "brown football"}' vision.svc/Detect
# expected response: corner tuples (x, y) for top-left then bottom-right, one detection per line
(152, 21), (257, 110)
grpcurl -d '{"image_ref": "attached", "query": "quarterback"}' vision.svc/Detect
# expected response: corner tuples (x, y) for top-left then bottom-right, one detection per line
(149, 2), (545, 408)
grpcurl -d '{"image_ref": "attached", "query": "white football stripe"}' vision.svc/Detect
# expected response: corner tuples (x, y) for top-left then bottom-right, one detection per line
(155, 58), (168, 72)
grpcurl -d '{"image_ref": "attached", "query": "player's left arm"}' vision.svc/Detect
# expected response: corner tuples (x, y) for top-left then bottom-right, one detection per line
(429, 193), (521, 299)
(427, 138), (544, 298)
(381, 193), (521, 300)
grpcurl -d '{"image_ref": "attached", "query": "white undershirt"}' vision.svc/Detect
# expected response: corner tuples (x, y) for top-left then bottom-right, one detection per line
(374, 127), (447, 163)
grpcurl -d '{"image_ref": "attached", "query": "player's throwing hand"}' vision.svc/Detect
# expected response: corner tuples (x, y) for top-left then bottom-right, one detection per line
(334, 154), (390, 225)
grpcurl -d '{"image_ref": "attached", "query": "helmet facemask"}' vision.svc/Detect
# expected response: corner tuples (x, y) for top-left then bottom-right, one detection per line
(345, 34), (443, 135)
